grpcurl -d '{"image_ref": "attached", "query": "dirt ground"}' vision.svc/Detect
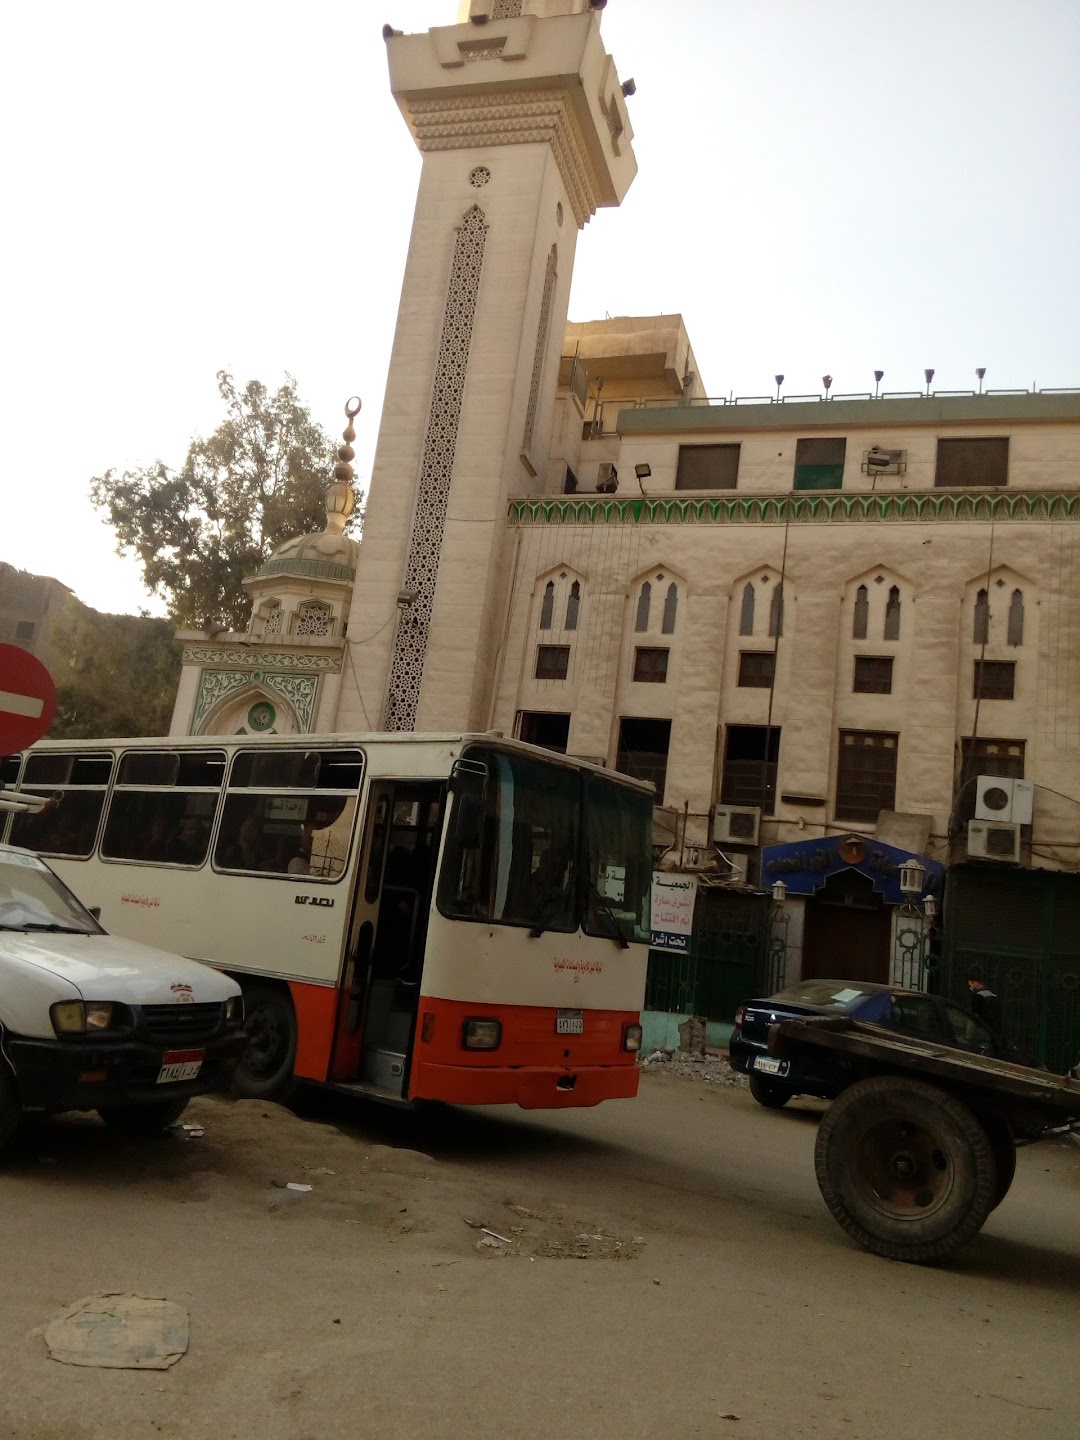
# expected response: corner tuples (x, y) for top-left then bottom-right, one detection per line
(0, 1071), (1077, 1440)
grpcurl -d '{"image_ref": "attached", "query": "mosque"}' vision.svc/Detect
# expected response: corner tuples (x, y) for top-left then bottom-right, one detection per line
(167, 0), (1080, 1064)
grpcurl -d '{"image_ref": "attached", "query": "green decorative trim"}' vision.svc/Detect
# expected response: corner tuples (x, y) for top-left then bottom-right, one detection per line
(256, 557), (355, 582)
(507, 489), (1080, 528)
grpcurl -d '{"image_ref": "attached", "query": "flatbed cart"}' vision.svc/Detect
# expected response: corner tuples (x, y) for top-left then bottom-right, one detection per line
(768, 1016), (1080, 1264)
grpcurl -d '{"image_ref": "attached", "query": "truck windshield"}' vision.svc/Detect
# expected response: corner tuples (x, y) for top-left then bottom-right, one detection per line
(0, 851), (102, 934)
(583, 775), (653, 945)
(437, 748), (581, 933)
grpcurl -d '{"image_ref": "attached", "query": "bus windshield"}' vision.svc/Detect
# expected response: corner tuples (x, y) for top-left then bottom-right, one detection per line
(436, 748), (652, 943)
(583, 775), (652, 946)
(438, 748), (580, 933)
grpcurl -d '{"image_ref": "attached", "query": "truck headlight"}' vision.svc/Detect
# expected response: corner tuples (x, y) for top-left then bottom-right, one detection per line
(50, 1001), (116, 1035)
(462, 1018), (502, 1051)
(226, 995), (244, 1025)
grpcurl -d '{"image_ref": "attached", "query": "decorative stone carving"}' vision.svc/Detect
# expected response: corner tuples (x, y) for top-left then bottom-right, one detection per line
(294, 601), (334, 637)
(181, 647), (339, 672)
(407, 91), (601, 227)
(383, 205), (488, 731)
(492, 0), (523, 16)
(522, 243), (557, 460)
(193, 669), (320, 733)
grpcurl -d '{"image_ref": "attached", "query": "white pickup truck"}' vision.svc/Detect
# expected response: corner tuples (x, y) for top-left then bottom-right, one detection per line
(0, 837), (245, 1149)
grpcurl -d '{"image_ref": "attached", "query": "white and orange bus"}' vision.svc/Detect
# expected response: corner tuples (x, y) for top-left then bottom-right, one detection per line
(0, 734), (652, 1110)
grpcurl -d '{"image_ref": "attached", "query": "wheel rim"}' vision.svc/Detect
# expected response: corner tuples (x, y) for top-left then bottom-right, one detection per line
(245, 1001), (290, 1080)
(853, 1119), (955, 1220)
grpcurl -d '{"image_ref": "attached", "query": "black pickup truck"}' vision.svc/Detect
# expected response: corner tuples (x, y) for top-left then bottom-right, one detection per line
(768, 1015), (1080, 1265)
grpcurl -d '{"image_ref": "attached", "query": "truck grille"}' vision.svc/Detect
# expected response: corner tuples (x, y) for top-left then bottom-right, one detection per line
(140, 1002), (224, 1043)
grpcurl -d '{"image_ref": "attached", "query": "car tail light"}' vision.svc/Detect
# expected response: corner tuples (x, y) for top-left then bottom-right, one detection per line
(462, 1018), (502, 1051)
(734, 1005), (746, 1031)
(622, 1023), (643, 1052)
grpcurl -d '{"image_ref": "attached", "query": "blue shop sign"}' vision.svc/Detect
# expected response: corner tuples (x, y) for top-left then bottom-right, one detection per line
(761, 833), (943, 906)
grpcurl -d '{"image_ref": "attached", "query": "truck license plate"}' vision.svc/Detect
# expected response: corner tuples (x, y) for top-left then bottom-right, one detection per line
(753, 1055), (784, 1076)
(556, 1010), (584, 1035)
(157, 1049), (205, 1084)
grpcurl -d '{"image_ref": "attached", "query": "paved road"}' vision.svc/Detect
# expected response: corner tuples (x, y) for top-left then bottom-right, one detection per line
(0, 1072), (1076, 1440)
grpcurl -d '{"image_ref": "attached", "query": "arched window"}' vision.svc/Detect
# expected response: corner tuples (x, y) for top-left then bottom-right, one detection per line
(853, 585), (868, 640)
(973, 588), (989, 645)
(565, 581), (580, 632)
(884, 585), (901, 641)
(1007, 589), (1024, 646)
(662, 583), (678, 635)
(539, 580), (554, 630)
(768, 583), (784, 638)
(635, 582), (651, 633)
(739, 582), (755, 636)
(262, 601), (282, 637)
(294, 601), (333, 638)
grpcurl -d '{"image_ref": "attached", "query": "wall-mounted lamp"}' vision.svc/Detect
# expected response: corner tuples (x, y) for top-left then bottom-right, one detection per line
(923, 368), (935, 396)
(899, 857), (926, 896)
(822, 374), (833, 399)
(774, 374), (784, 402)
(874, 370), (884, 398)
(771, 880), (787, 904)
(396, 589), (419, 610)
(976, 367), (986, 395)
(923, 894), (937, 921)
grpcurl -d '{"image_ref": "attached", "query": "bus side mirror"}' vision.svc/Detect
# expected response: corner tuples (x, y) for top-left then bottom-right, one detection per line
(88, 906), (101, 921)
(453, 794), (484, 850)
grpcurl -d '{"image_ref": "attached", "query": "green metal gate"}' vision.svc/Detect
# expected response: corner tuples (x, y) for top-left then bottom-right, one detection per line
(943, 866), (1080, 1073)
(645, 889), (769, 1023)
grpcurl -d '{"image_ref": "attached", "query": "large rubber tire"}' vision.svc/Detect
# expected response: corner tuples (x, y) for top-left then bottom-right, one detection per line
(232, 985), (297, 1100)
(98, 1097), (190, 1134)
(814, 1075), (997, 1265)
(980, 1114), (1017, 1210)
(0, 1065), (21, 1153)
(749, 1071), (793, 1109)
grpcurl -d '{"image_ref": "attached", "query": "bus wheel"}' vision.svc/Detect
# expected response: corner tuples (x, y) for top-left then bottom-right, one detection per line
(814, 1075), (997, 1265)
(233, 985), (297, 1100)
(98, 1097), (189, 1134)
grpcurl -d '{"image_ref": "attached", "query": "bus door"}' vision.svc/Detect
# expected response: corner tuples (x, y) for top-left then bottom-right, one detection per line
(331, 781), (444, 1095)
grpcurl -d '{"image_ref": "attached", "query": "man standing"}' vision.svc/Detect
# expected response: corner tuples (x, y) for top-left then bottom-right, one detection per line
(967, 968), (1003, 1031)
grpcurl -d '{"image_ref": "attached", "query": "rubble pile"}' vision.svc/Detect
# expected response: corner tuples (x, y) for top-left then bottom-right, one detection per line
(640, 1050), (748, 1087)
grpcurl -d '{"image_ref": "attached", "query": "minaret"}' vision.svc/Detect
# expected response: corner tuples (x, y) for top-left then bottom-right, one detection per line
(338, 0), (636, 734)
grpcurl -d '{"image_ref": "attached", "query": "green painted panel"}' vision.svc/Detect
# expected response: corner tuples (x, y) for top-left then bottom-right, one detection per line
(794, 464), (844, 491)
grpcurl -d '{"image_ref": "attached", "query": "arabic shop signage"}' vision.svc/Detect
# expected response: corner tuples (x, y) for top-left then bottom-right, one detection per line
(761, 834), (943, 905)
(651, 873), (698, 953)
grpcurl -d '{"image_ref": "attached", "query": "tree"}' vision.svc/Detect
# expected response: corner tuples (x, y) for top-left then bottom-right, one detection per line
(44, 601), (181, 739)
(91, 372), (358, 631)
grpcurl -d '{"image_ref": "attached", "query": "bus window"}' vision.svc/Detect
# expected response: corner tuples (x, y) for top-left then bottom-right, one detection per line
(437, 748), (580, 932)
(214, 748), (363, 880)
(9, 752), (114, 858)
(101, 750), (226, 867)
(583, 775), (653, 945)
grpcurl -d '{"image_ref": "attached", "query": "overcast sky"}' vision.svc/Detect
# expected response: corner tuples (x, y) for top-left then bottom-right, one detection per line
(3, 0), (1078, 617)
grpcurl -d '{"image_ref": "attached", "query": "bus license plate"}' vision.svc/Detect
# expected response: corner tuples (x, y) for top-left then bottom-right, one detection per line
(556, 1010), (584, 1035)
(157, 1049), (205, 1084)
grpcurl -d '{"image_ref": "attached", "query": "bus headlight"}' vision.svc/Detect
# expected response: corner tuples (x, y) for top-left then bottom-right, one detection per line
(50, 1001), (116, 1035)
(226, 995), (244, 1025)
(622, 1023), (643, 1052)
(462, 1018), (502, 1051)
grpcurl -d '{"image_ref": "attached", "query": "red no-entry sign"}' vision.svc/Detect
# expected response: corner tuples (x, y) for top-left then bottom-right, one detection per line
(0, 644), (57, 752)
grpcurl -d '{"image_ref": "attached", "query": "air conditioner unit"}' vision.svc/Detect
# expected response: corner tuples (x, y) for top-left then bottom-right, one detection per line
(975, 775), (1033, 825)
(712, 805), (760, 846)
(861, 446), (907, 476)
(725, 851), (751, 885)
(967, 819), (1021, 863)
